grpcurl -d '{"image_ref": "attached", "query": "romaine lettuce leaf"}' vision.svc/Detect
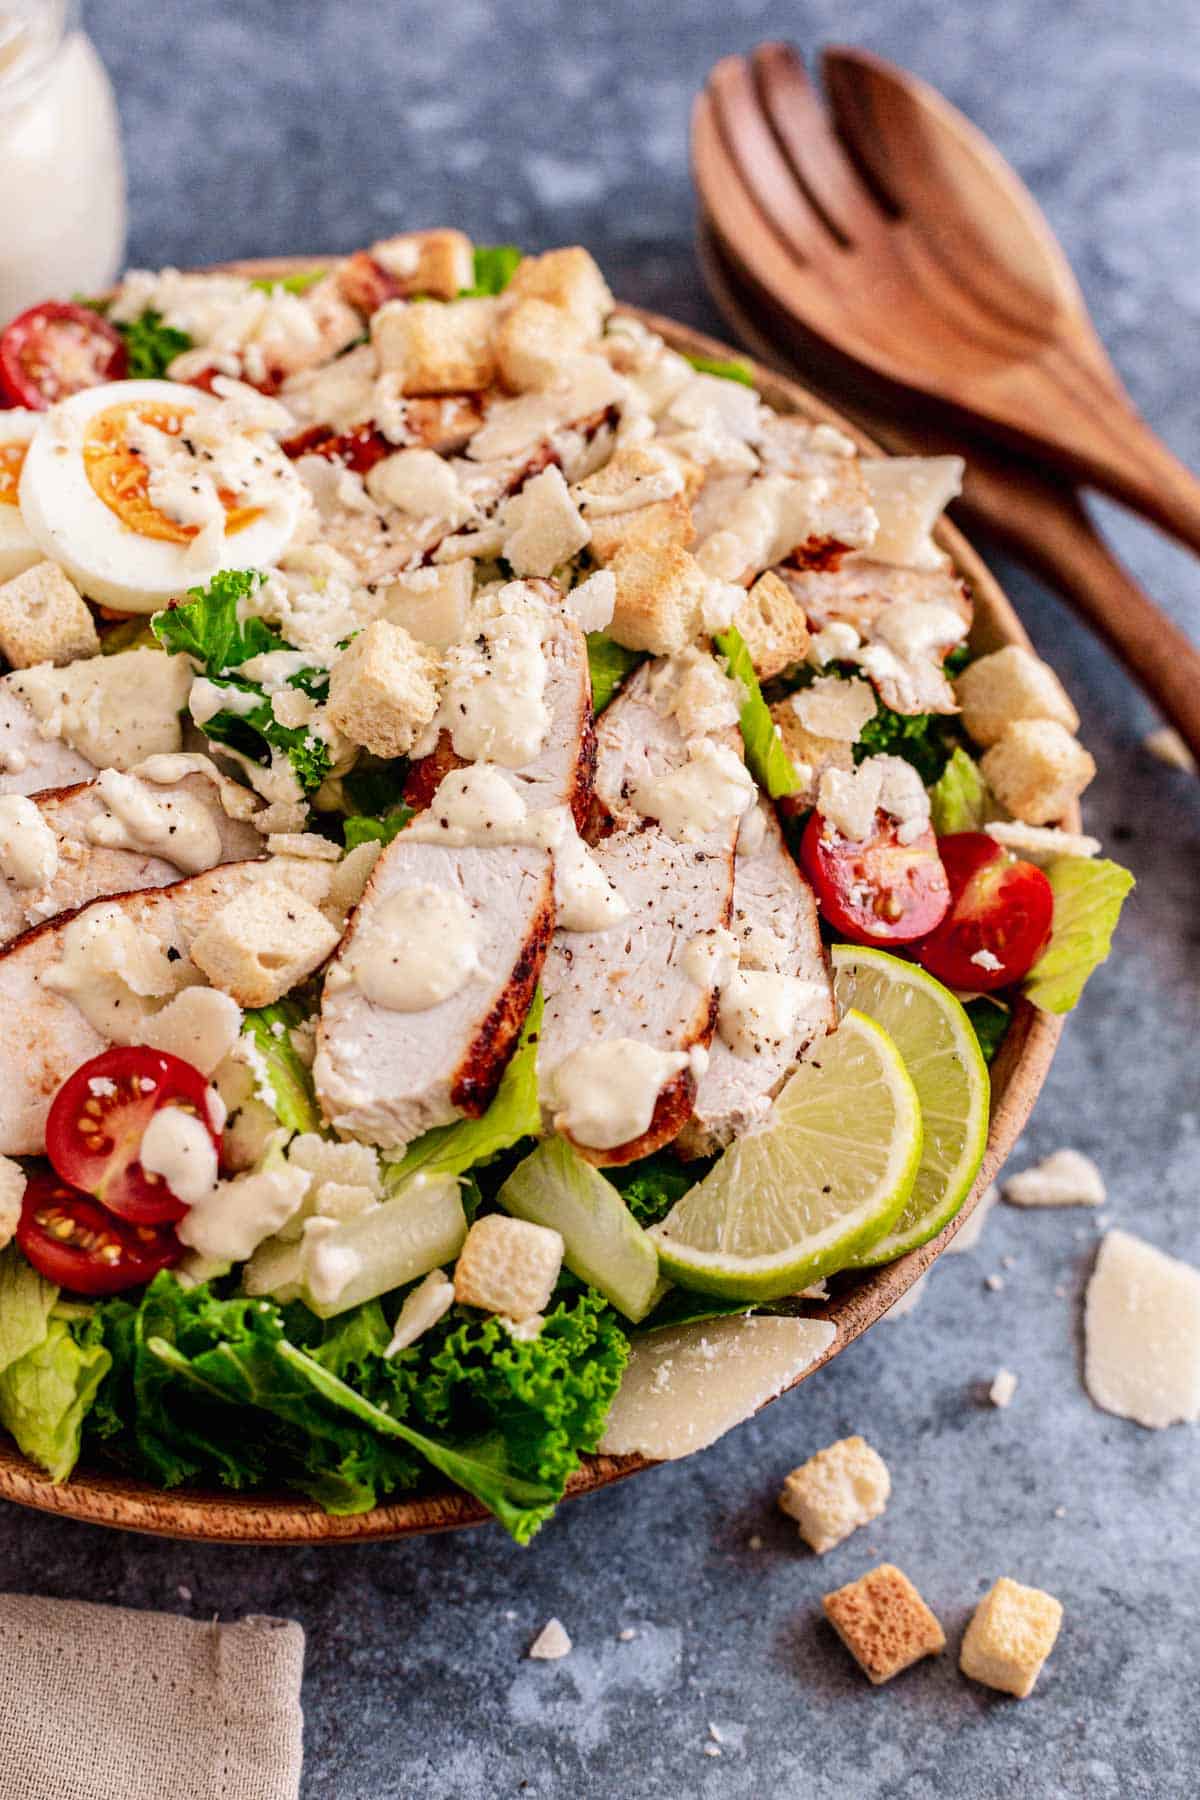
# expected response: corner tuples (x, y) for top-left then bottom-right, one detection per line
(963, 996), (1010, 1065)
(250, 268), (327, 296)
(928, 747), (994, 834)
(386, 991), (543, 1185)
(587, 633), (644, 713)
(716, 625), (803, 798)
(240, 1001), (322, 1134)
(1023, 857), (1135, 1013)
(684, 353), (755, 386)
(0, 1313), (110, 1483)
(343, 807), (414, 850)
(0, 1246), (57, 1375)
(459, 245), (523, 298)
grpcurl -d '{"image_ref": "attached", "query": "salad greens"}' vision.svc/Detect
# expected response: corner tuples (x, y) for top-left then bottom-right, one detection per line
(250, 268), (327, 296)
(717, 625), (803, 799)
(343, 807), (414, 850)
(606, 1152), (696, 1228)
(854, 693), (961, 786)
(1023, 858), (1135, 1014)
(152, 569), (333, 793)
(240, 1001), (322, 1134)
(684, 353), (755, 386)
(0, 1252), (111, 1483)
(115, 309), (192, 379)
(459, 244), (523, 298)
(928, 747), (995, 834)
(963, 996), (1011, 1065)
(587, 632), (645, 713)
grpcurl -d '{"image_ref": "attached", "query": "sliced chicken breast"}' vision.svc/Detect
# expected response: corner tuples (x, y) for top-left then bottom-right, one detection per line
(677, 804), (835, 1159)
(315, 837), (554, 1149)
(0, 774), (264, 948)
(0, 679), (97, 797)
(0, 862), (274, 1156)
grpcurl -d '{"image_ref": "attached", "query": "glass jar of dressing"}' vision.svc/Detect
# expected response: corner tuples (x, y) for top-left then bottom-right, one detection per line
(0, 1), (125, 320)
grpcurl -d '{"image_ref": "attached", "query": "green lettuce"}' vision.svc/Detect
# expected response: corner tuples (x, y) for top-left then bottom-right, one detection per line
(250, 268), (327, 295)
(1024, 858), (1135, 1014)
(115, 309), (192, 378)
(0, 1246), (57, 1374)
(928, 747), (994, 834)
(587, 632), (644, 713)
(460, 245), (523, 298)
(343, 807), (414, 851)
(240, 1001), (322, 1134)
(685, 353), (755, 386)
(963, 996), (1010, 1065)
(606, 1152), (694, 1228)
(386, 991), (543, 1185)
(717, 625), (803, 798)
(153, 570), (333, 793)
(854, 697), (960, 785)
(0, 1311), (111, 1483)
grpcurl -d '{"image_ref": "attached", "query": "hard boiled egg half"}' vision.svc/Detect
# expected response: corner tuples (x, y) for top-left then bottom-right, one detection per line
(18, 378), (303, 612)
(0, 409), (43, 582)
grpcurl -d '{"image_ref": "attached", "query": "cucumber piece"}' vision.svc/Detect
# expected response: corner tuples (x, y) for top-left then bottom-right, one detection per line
(299, 1174), (467, 1318)
(498, 1137), (661, 1322)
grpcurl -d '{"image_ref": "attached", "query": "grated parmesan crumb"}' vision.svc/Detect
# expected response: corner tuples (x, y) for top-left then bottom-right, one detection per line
(528, 1618), (572, 1660)
(989, 1368), (1018, 1408)
(986, 1273), (1005, 1292)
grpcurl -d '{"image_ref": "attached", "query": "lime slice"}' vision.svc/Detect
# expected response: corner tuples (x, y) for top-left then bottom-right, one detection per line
(831, 945), (989, 1266)
(650, 1010), (922, 1300)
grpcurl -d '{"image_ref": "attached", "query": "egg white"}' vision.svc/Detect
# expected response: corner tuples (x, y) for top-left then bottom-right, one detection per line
(0, 409), (43, 582)
(18, 378), (303, 612)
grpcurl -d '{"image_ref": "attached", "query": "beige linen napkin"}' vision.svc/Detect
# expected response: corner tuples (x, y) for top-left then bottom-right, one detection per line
(0, 1596), (304, 1800)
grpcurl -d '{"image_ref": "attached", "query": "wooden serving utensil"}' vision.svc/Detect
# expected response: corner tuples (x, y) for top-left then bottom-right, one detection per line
(693, 42), (1200, 555)
(695, 220), (1200, 763)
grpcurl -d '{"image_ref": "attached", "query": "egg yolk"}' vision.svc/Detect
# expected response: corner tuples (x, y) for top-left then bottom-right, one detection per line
(0, 440), (27, 508)
(82, 402), (260, 542)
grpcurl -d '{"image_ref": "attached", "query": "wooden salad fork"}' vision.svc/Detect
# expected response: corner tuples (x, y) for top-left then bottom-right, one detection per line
(695, 221), (1200, 762)
(693, 42), (1200, 555)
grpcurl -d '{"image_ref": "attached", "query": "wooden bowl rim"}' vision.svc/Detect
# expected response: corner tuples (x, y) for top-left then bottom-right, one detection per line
(0, 258), (1064, 1542)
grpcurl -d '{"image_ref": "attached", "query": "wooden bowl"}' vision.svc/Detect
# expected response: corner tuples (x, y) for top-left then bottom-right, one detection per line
(0, 261), (1064, 1541)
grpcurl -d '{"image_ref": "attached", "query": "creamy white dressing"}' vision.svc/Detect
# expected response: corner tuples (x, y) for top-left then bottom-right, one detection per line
(344, 884), (482, 1011)
(680, 926), (740, 992)
(546, 1039), (691, 1150)
(549, 828), (629, 932)
(0, 792), (58, 889)
(439, 584), (550, 767)
(736, 803), (767, 859)
(816, 753), (931, 845)
(630, 739), (756, 843)
(189, 676), (261, 724)
(177, 1159), (310, 1263)
(133, 752), (261, 820)
(300, 1218), (364, 1309)
(717, 972), (830, 1060)
(237, 648), (319, 689)
(138, 1105), (219, 1206)
(85, 768), (224, 875)
(807, 621), (862, 668)
(41, 903), (186, 1042)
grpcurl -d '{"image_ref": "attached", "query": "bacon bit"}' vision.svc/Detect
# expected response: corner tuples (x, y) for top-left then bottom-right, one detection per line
(280, 421), (392, 475)
(336, 251), (403, 316)
(786, 536), (852, 572)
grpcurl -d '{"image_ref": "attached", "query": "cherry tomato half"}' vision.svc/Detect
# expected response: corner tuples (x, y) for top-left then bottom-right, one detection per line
(914, 832), (1054, 992)
(16, 1172), (180, 1296)
(0, 301), (127, 410)
(801, 807), (952, 947)
(46, 1047), (220, 1225)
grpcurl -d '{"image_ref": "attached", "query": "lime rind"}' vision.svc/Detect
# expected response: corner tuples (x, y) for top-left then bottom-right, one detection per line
(650, 1010), (923, 1301)
(830, 946), (990, 1267)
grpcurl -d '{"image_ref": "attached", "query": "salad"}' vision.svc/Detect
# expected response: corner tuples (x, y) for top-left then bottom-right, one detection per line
(0, 233), (1132, 1540)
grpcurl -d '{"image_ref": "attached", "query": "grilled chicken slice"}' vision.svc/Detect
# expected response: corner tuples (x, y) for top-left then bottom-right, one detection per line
(676, 804), (835, 1159)
(0, 774), (264, 948)
(0, 679), (97, 797)
(537, 822), (736, 1166)
(406, 602), (595, 829)
(0, 862), (278, 1156)
(591, 660), (691, 832)
(314, 837), (554, 1149)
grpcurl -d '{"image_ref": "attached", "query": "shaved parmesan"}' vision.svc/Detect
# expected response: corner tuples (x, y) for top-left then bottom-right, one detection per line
(1084, 1229), (1200, 1428)
(1004, 1149), (1105, 1208)
(597, 1315), (835, 1459)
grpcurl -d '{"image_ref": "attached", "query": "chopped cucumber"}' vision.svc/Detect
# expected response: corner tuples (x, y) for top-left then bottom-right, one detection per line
(498, 1137), (661, 1323)
(298, 1174), (467, 1318)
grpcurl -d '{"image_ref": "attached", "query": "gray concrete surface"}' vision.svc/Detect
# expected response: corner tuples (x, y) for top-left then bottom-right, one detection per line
(1, 1), (1197, 1793)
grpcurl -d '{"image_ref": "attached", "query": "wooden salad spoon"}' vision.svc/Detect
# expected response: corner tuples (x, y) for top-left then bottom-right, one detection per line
(692, 42), (1200, 556)
(695, 221), (1200, 764)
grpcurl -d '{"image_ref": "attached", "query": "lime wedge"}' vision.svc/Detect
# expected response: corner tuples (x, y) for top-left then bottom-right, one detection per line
(651, 1010), (922, 1300)
(831, 945), (989, 1266)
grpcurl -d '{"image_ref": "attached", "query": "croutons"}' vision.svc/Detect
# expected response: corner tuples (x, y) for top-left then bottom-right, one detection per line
(501, 466), (591, 578)
(0, 561), (99, 668)
(588, 492), (695, 564)
(505, 246), (614, 340)
(732, 570), (811, 680)
(190, 882), (340, 1008)
(370, 228), (475, 299)
(959, 1577), (1063, 1698)
(981, 719), (1096, 825)
(823, 1563), (946, 1685)
(778, 1436), (892, 1555)
(606, 543), (709, 655)
(453, 1213), (564, 1320)
(955, 645), (1080, 748)
(0, 1152), (24, 1250)
(325, 620), (440, 758)
(496, 297), (588, 391)
(371, 296), (499, 395)
(769, 697), (850, 804)
(382, 560), (474, 649)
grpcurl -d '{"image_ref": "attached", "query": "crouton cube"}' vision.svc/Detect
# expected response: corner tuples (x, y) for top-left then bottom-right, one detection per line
(959, 1577), (1063, 1698)
(453, 1213), (564, 1320)
(778, 1436), (891, 1554)
(371, 296), (499, 395)
(190, 883), (340, 1008)
(823, 1563), (946, 1685)
(496, 297), (589, 391)
(0, 561), (99, 668)
(325, 620), (440, 758)
(506, 246), (614, 340)
(733, 571), (811, 680)
(769, 697), (850, 803)
(955, 645), (1080, 748)
(382, 560), (474, 649)
(981, 719), (1095, 824)
(0, 1153), (25, 1250)
(501, 465), (591, 578)
(606, 543), (709, 655)
(370, 228), (475, 299)
(589, 493), (695, 564)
